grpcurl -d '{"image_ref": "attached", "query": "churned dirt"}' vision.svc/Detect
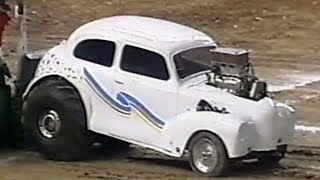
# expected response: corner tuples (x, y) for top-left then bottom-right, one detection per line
(1, 0), (320, 179)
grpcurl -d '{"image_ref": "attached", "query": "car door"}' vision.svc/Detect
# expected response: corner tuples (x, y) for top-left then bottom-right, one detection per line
(112, 44), (178, 146)
(72, 37), (123, 134)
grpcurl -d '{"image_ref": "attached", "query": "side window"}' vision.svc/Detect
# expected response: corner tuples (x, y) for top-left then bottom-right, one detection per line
(74, 39), (115, 67)
(120, 45), (169, 80)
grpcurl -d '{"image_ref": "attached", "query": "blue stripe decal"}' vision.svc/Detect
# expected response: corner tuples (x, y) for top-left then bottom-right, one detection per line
(119, 92), (166, 128)
(84, 68), (131, 115)
(116, 93), (130, 106)
(83, 68), (166, 129)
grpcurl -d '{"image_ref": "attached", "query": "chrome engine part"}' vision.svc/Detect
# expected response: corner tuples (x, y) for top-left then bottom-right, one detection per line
(207, 48), (268, 100)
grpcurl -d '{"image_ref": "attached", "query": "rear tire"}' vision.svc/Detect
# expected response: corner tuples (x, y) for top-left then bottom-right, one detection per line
(23, 78), (92, 161)
(188, 132), (228, 177)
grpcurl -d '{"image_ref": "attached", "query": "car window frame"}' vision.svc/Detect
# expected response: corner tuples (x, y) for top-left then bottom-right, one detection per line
(73, 39), (116, 67)
(171, 44), (217, 84)
(119, 44), (170, 81)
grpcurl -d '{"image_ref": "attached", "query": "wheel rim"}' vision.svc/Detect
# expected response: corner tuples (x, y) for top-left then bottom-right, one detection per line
(192, 138), (218, 173)
(38, 110), (61, 139)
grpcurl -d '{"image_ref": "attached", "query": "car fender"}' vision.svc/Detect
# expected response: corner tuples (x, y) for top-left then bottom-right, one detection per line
(165, 111), (257, 158)
(22, 64), (93, 127)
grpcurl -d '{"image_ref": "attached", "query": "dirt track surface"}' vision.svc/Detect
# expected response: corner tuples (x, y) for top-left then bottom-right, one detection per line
(1, 0), (320, 179)
(1, 145), (320, 180)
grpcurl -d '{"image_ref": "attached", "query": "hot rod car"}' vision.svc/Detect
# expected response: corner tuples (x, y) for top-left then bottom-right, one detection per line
(16, 15), (296, 176)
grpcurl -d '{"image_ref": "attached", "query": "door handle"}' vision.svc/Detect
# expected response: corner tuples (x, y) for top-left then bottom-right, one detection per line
(114, 80), (124, 85)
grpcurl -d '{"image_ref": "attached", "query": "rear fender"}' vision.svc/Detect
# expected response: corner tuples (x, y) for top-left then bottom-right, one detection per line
(16, 50), (47, 96)
(22, 69), (93, 130)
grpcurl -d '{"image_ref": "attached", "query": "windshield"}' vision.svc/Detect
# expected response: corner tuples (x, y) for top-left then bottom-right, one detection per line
(174, 46), (215, 79)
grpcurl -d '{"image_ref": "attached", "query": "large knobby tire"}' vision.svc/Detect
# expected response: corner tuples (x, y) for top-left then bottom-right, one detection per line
(23, 78), (92, 161)
(188, 132), (228, 177)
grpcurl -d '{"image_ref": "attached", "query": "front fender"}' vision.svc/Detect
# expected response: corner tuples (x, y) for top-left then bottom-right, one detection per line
(166, 111), (257, 158)
(274, 102), (296, 144)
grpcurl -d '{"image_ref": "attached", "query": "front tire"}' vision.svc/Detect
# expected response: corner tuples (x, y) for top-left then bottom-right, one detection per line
(258, 155), (283, 165)
(188, 132), (228, 177)
(258, 145), (287, 165)
(23, 78), (91, 161)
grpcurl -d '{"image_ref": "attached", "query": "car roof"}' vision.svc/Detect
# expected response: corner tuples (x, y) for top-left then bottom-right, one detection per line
(67, 15), (217, 54)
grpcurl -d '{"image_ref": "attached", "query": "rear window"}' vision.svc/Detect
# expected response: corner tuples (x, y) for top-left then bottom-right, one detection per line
(74, 39), (115, 67)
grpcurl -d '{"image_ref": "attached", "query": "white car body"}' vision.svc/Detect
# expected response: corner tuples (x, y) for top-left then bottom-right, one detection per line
(23, 15), (296, 159)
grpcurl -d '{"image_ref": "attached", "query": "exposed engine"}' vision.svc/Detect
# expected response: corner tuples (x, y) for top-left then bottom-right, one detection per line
(206, 48), (268, 101)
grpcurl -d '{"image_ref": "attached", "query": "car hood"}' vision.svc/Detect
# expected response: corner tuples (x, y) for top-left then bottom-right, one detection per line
(184, 82), (276, 118)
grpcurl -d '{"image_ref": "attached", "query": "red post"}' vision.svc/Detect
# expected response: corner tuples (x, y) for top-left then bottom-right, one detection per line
(0, 3), (11, 58)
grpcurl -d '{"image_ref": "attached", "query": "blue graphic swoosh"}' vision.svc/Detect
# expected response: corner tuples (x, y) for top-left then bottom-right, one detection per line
(84, 68), (166, 129)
